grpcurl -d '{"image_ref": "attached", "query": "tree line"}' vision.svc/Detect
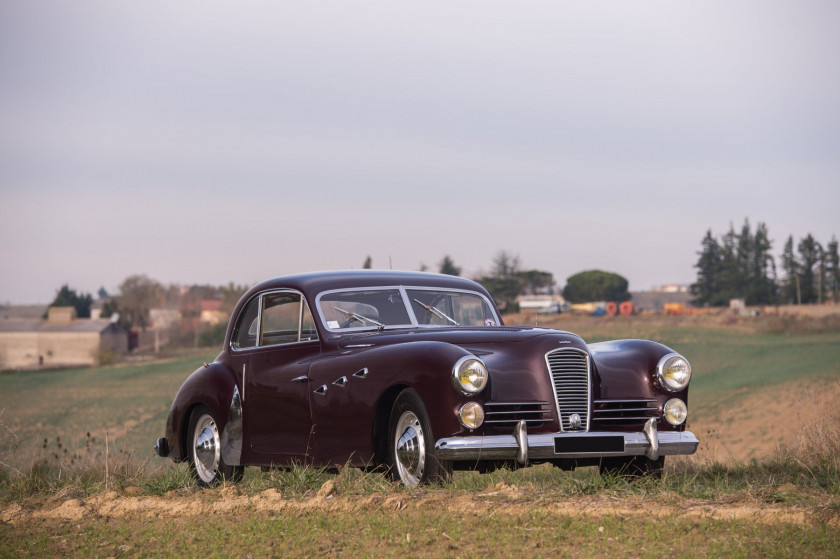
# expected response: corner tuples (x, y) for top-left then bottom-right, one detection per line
(364, 253), (628, 309)
(691, 220), (839, 306)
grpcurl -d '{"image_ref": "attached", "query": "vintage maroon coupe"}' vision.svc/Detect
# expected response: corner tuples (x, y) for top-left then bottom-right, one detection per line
(155, 270), (698, 486)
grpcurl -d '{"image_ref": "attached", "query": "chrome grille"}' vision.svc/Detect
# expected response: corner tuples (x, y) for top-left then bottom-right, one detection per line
(545, 348), (590, 432)
(591, 399), (659, 427)
(483, 402), (552, 426)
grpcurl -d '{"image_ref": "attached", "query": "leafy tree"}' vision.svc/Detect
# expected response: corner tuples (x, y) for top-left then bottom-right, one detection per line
(562, 270), (630, 303)
(362, 256), (372, 269)
(47, 285), (93, 318)
(220, 282), (250, 313)
(118, 274), (163, 330)
(438, 255), (461, 276)
(517, 270), (555, 295)
(475, 251), (523, 311)
(492, 251), (521, 278)
(100, 300), (118, 319)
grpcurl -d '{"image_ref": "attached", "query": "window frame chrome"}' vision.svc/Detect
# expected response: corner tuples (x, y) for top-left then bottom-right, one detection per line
(314, 285), (500, 333)
(229, 289), (319, 353)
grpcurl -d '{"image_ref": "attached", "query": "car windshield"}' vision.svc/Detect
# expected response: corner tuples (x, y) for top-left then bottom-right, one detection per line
(317, 287), (499, 331)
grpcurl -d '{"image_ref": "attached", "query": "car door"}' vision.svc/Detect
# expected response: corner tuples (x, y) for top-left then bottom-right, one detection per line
(229, 290), (320, 462)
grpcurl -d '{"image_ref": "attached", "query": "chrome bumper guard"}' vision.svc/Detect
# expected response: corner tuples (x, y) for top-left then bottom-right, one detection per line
(435, 419), (698, 464)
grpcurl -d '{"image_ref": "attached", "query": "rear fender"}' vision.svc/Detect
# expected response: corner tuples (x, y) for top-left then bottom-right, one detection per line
(163, 362), (238, 462)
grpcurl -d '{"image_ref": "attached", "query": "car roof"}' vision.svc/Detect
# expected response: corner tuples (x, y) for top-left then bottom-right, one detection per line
(247, 270), (488, 298)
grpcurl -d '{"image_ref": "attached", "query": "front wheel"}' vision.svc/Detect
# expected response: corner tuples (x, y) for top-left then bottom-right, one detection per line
(188, 405), (244, 486)
(387, 389), (451, 487)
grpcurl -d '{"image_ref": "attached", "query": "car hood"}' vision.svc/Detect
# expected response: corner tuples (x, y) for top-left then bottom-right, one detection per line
(336, 326), (576, 349)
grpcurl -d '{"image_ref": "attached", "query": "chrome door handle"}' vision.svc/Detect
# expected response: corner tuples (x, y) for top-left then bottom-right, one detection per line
(291, 375), (309, 383)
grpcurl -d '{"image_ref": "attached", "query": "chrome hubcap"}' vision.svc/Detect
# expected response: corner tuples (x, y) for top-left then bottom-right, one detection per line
(394, 411), (425, 487)
(193, 414), (220, 483)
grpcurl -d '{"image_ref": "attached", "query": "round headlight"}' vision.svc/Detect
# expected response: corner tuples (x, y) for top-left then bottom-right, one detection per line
(657, 353), (691, 392)
(458, 401), (485, 429)
(452, 356), (488, 395)
(663, 398), (688, 425)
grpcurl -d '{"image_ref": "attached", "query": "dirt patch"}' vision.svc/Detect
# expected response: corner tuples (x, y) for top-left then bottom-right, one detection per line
(690, 377), (840, 463)
(3, 483), (835, 528)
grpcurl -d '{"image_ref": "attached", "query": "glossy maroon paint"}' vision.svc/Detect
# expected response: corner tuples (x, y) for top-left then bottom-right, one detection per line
(160, 270), (690, 469)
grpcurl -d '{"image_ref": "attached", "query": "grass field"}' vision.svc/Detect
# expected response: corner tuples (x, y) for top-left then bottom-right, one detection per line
(2, 315), (839, 556)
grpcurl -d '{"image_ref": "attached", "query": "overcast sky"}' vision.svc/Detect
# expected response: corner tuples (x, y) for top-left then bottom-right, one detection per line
(1, 1), (838, 304)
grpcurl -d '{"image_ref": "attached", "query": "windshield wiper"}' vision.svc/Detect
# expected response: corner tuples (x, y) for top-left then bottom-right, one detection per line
(413, 299), (460, 326)
(333, 307), (386, 330)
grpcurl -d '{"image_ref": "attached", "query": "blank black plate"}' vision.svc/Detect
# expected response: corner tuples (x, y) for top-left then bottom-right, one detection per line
(554, 436), (624, 453)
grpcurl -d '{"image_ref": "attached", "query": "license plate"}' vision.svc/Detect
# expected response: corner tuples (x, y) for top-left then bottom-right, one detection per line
(554, 436), (624, 453)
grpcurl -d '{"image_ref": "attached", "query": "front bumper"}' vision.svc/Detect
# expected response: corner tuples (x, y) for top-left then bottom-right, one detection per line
(154, 437), (169, 458)
(435, 419), (698, 463)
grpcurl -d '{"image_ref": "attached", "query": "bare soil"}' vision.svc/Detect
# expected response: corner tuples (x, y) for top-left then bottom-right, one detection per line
(3, 482), (836, 528)
(690, 377), (840, 463)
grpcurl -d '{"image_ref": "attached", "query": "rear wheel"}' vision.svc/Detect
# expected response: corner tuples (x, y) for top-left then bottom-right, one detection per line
(599, 456), (664, 479)
(187, 405), (244, 486)
(387, 389), (451, 487)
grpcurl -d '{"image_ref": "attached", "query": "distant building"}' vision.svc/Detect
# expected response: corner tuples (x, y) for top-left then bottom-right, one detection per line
(517, 295), (569, 314)
(655, 284), (690, 294)
(0, 306), (128, 370)
(199, 299), (226, 325)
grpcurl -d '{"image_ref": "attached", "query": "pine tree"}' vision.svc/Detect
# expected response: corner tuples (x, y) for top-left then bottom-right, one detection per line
(826, 237), (840, 303)
(438, 255), (462, 276)
(797, 235), (821, 304)
(718, 224), (740, 304)
(780, 236), (799, 304)
(736, 219), (753, 301)
(691, 230), (721, 306)
(751, 222), (776, 304)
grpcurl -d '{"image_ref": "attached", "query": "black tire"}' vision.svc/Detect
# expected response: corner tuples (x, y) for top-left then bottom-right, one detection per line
(387, 389), (452, 487)
(187, 405), (244, 486)
(599, 456), (664, 480)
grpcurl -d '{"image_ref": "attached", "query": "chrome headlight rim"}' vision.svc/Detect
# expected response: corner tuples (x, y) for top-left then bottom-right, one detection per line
(656, 352), (692, 392)
(451, 355), (489, 395)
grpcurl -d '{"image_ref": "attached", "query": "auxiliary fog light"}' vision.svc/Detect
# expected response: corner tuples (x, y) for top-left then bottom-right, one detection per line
(458, 402), (485, 430)
(663, 398), (688, 426)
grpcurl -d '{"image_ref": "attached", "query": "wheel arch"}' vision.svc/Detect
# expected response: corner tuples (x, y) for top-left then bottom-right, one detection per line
(164, 362), (238, 462)
(372, 383), (410, 466)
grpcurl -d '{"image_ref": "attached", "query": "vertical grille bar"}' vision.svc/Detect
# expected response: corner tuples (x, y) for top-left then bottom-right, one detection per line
(545, 348), (591, 432)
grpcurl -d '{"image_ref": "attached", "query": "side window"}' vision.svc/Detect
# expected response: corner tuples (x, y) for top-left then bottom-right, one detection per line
(232, 291), (320, 349)
(260, 292), (301, 346)
(301, 299), (319, 342)
(231, 297), (260, 349)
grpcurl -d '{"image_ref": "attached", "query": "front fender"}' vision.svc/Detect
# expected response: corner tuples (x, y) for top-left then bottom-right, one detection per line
(163, 361), (237, 462)
(588, 339), (690, 430)
(307, 340), (473, 465)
